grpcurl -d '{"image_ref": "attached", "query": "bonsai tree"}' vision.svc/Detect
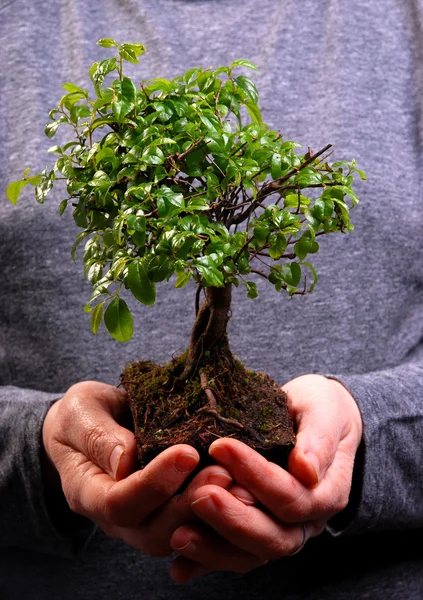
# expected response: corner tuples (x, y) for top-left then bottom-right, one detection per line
(7, 38), (364, 466)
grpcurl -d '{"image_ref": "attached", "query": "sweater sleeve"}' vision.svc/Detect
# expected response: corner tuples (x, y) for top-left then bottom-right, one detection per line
(0, 386), (96, 557)
(326, 345), (423, 536)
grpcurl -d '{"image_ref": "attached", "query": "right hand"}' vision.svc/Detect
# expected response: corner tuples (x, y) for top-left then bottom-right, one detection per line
(42, 381), (234, 557)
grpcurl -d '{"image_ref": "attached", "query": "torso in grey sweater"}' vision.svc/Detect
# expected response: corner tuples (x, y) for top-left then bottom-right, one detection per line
(1, 0), (422, 598)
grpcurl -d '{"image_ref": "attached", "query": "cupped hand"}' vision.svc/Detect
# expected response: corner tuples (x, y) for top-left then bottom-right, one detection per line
(42, 381), (234, 556)
(170, 374), (363, 582)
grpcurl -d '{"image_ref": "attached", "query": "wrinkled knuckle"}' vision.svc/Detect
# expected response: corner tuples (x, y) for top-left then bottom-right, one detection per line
(83, 424), (105, 463)
(282, 488), (310, 521)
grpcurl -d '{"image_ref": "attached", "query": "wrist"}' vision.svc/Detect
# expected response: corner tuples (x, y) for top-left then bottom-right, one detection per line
(40, 399), (91, 534)
(327, 377), (363, 449)
(41, 400), (62, 496)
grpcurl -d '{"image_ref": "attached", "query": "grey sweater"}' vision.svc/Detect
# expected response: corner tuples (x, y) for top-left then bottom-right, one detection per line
(1, 0), (423, 598)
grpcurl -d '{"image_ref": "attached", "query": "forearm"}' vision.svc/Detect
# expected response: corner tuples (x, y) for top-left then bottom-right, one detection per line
(0, 386), (95, 556)
(331, 356), (423, 534)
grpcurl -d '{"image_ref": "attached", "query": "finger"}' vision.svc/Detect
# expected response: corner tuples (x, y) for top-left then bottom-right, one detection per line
(56, 382), (137, 480)
(64, 444), (200, 527)
(189, 485), (318, 561)
(170, 524), (265, 577)
(284, 375), (358, 487)
(228, 484), (257, 506)
(119, 466), (233, 556)
(211, 437), (355, 523)
(170, 557), (211, 584)
(209, 438), (310, 521)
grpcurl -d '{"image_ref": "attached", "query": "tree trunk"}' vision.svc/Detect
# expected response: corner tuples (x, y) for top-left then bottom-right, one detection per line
(180, 284), (232, 381)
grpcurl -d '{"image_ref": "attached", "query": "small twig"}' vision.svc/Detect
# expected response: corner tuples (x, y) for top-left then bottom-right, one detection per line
(266, 423), (282, 432)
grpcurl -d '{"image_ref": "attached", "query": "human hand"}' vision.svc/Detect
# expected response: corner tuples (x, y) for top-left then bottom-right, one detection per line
(169, 374), (363, 582)
(42, 381), (235, 556)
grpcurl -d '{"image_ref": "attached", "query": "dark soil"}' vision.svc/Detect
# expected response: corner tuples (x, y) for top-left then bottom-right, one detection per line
(121, 343), (295, 470)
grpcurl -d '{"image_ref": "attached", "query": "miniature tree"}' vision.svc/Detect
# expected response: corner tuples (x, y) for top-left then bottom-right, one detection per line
(7, 39), (364, 465)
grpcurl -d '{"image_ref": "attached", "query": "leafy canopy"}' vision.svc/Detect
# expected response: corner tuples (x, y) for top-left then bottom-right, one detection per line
(7, 38), (365, 342)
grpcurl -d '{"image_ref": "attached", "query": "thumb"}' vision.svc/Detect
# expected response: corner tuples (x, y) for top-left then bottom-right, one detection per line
(284, 375), (347, 488)
(56, 381), (138, 481)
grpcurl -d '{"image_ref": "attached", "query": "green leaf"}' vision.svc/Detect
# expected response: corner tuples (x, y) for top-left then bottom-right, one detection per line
(294, 236), (319, 260)
(71, 231), (91, 262)
(302, 261), (319, 292)
(147, 256), (175, 282)
(295, 171), (323, 187)
(90, 302), (104, 334)
(236, 75), (259, 104)
(245, 281), (258, 299)
(185, 197), (210, 212)
(56, 156), (75, 178)
(195, 255), (224, 287)
(245, 100), (262, 124)
(58, 199), (68, 215)
(47, 145), (62, 154)
(156, 187), (185, 217)
(281, 262), (302, 286)
(231, 59), (258, 71)
(44, 121), (62, 138)
(62, 82), (89, 96)
(175, 271), (191, 288)
(119, 43), (146, 64)
(87, 262), (103, 284)
(268, 233), (287, 259)
(97, 38), (118, 48)
(6, 180), (28, 204)
(253, 222), (271, 244)
(88, 170), (111, 189)
(142, 146), (165, 165)
(104, 297), (133, 342)
(112, 76), (137, 121)
(184, 67), (202, 86)
(89, 58), (117, 96)
(334, 185), (360, 206)
(314, 197), (334, 221)
(70, 103), (91, 123)
(144, 78), (174, 94)
(127, 261), (156, 305)
(271, 153), (282, 179)
(35, 179), (53, 204)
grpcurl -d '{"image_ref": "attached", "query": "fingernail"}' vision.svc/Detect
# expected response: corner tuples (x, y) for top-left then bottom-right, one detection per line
(110, 445), (124, 480)
(305, 451), (320, 483)
(192, 494), (214, 510)
(207, 471), (232, 487)
(175, 453), (199, 473)
(231, 486), (256, 506)
(209, 443), (229, 463)
(173, 539), (194, 552)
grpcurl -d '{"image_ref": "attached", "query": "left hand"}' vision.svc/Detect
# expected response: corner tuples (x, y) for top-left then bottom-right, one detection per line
(169, 374), (363, 582)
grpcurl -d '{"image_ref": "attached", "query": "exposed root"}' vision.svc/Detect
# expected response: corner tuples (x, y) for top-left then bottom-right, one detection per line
(199, 370), (218, 410)
(198, 370), (264, 443)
